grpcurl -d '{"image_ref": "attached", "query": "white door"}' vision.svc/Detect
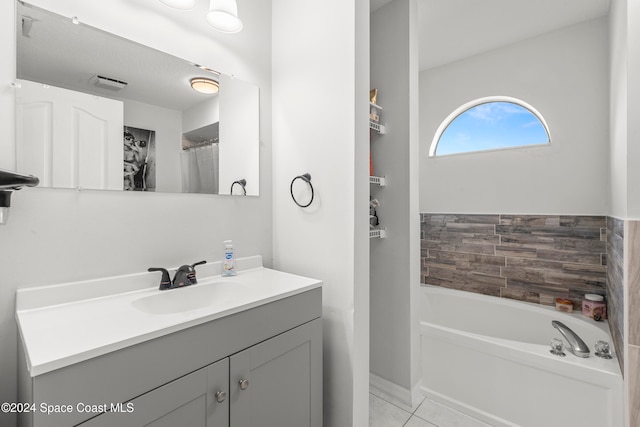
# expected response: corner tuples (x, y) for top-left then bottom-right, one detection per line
(16, 79), (124, 190)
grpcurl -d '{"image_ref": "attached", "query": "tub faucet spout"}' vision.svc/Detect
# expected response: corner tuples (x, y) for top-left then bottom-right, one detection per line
(552, 320), (590, 358)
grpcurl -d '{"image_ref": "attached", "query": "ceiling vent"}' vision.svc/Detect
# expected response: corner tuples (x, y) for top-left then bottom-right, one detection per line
(90, 75), (128, 91)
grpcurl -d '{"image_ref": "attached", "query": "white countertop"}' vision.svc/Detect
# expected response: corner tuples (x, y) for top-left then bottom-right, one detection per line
(16, 256), (322, 377)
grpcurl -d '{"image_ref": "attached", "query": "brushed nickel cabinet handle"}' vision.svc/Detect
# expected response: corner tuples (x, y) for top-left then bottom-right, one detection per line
(215, 390), (227, 403)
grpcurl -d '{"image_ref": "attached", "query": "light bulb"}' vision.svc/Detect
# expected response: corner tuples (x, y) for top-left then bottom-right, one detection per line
(206, 0), (243, 33)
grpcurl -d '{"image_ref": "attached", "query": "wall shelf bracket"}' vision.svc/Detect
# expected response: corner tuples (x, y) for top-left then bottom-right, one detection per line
(369, 228), (387, 239)
(369, 176), (386, 186)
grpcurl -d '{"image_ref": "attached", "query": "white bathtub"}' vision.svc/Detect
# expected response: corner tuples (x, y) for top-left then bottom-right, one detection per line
(420, 285), (623, 427)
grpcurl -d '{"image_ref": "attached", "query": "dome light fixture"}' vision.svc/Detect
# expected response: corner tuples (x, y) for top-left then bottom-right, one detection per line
(159, 0), (197, 10)
(206, 0), (243, 33)
(190, 77), (219, 94)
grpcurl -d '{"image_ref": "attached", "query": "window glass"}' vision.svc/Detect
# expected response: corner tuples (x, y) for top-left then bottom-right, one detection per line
(431, 98), (550, 156)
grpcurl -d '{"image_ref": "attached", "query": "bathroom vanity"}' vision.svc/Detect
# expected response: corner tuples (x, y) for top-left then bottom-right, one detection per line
(16, 256), (322, 427)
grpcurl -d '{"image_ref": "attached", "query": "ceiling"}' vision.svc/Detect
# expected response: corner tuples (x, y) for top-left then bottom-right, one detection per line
(17, 1), (220, 112)
(18, 0), (611, 109)
(373, 0), (611, 71)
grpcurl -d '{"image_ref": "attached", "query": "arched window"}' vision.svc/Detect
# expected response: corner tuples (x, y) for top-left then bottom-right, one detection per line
(429, 96), (551, 156)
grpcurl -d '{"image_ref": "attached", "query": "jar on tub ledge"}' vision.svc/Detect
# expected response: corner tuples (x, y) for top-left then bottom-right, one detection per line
(555, 297), (574, 313)
(582, 294), (607, 321)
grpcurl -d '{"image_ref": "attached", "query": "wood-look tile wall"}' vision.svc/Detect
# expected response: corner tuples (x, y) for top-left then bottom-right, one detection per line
(627, 220), (640, 426)
(606, 216), (624, 373)
(420, 214), (607, 308)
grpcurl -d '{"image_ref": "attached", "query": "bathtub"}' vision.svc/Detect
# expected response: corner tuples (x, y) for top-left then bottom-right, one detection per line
(420, 285), (623, 427)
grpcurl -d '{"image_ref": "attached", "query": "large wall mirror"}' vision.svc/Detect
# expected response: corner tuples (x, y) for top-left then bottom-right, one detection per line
(15, 1), (259, 196)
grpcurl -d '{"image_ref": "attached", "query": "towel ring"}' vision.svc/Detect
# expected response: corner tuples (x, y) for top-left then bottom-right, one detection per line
(290, 173), (314, 208)
(230, 179), (247, 195)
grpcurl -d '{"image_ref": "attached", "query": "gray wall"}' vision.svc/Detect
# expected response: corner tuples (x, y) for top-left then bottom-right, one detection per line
(420, 18), (609, 215)
(370, 0), (421, 405)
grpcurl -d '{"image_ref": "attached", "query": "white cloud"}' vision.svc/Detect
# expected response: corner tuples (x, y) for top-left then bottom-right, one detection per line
(467, 102), (528, 123)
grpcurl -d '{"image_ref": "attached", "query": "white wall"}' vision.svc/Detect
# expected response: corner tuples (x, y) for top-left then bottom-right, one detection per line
(0, 0), (16, 171)
(420, 18), (610, 215)
(272, 0), (370, 425)
(219, 75), (259, 196)
(0, 2), (272, 426)
(610, 0), (628, 218)
(183, 97), (220, 134)
(627, 0), (640, 218)
(370, 0), (421, 406)
(353, 0), (371, 421)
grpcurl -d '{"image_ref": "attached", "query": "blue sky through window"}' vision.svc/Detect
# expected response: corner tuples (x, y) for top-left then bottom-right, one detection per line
(435, 101), (549, 156)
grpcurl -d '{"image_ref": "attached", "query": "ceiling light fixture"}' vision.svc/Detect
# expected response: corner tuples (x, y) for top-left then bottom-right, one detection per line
(159, 0), (197, 10)
(190, 77), (219, 94)
(206, 0), (243, 33)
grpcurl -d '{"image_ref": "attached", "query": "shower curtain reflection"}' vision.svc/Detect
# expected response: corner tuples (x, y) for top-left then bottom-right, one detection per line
(180, 143), (219, 194)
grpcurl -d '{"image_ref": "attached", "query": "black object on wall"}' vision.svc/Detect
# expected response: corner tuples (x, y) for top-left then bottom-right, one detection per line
(290, 173), (314, 208)
(0, 169), (40, 225)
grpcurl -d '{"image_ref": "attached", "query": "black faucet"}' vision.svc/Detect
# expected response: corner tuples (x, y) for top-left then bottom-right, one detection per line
(147, 267), (172, 290)
(148, 261), (206, 290)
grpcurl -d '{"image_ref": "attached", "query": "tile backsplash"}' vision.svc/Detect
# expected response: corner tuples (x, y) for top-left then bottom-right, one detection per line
(606, 217), (624, 372)
(420, 214), (607, 308)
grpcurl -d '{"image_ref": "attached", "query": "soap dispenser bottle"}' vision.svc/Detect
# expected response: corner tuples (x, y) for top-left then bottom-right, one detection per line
(222, 240), (237, 277)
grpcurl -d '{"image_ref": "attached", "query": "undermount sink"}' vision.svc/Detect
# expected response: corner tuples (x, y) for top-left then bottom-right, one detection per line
(132, 281), (248, 315)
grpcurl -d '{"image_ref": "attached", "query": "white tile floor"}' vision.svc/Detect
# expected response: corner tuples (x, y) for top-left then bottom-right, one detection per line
(369, 392), (492, 427)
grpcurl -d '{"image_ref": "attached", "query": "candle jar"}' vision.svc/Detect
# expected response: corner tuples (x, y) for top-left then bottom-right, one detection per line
(582, 294), (607, 320)
(555, 297), (574, 313)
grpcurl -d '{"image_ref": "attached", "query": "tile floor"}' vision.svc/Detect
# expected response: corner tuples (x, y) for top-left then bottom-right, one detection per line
(369, 392), (492, 427)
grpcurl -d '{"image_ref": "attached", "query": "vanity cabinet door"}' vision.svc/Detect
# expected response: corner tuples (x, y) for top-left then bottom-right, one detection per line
(79, 358), (229, 427)
(206, 357), (230, 426)
(229, 318), (322, 427)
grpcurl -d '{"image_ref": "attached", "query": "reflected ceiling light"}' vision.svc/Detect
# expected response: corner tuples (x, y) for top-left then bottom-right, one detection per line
(195, 64), (219, 74)
(190, 77), (219, 94)
(206, 0), (243, 33)
(159, 0), (197, 10)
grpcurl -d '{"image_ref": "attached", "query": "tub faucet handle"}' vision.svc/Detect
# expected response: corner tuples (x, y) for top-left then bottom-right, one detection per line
(549, 338), (566, 357)
(595, 340), (613, 359)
